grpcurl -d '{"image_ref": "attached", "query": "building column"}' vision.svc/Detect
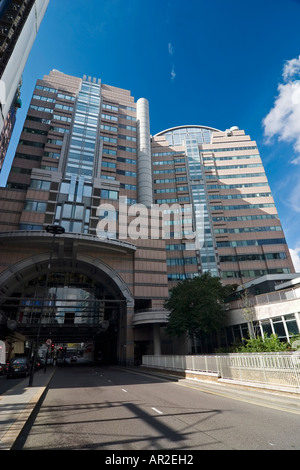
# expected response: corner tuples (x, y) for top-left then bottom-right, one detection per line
(136, 97), (152, 207)
(153, 324), (161, 355)
(124, 303), (135, 366)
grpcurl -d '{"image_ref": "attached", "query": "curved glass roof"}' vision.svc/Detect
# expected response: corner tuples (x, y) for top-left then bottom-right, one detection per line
(154, 125), (221, 147)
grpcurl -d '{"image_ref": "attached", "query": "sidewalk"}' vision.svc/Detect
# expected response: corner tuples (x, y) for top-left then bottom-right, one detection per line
(0, 367), (56, 450)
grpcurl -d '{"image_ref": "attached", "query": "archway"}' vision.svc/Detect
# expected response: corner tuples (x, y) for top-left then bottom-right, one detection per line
(0, 252), (134, 365)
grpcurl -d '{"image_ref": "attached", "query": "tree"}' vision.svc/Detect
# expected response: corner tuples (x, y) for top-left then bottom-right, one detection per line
(165, 272), (235, 340)
(239, 287), (259, 338)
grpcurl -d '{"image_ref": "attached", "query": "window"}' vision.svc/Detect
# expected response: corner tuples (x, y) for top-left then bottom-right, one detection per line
(50, 126), (69, 133)
(47, 139), (63, 146)
(120, 184), (136, 191)
(100, 136), (117, 144)
(61, 220), (82, 233)
(102, 161), (116, 168)
(36, 85), (57, 93)
(284, 314), (299, 336)
(29, 180), (51, 191)
(53, 115), (72, 123)
(166, 257), (197, 266)
(120, 114), (135, 121)
(55, 103), (73, 111)
(211, 203), (275, 211)
(102, 113), (118, 122)
(117, 145), (136, 153)
(103, 148), (117, 156)
(44, 152), (60, 159)
(117, 170), (136, 177)
(101, 190), (118, 200)
(62, 204), (84, 220)
(101, 124), (118, 132)
(119, 105), (135, 111)
(217, 238), (286, 248)
(57, 93), (75, 101)
(118, 157), (136, 165)
(271, 317), (286, 339)
(84, 185), (92, 197)
(19, 140), (45, 148)
(29, 105), (53, 113)
(19, 224), (42, 230)
(24, 201), (47, 212)
(119, 124), (136, 131)
(66, 166), (93, 177)
(118, 135), (136, 142)
(102, 103), (118, 111)
(33, 94), (55, 103)
(23, 128), (47, 136)
(27, 116), (51, 125)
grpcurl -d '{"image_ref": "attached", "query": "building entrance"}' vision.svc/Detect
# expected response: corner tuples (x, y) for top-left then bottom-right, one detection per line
(0, 261), (131, 364)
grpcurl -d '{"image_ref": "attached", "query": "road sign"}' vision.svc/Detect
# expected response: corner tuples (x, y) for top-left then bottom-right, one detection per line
(46, 339), (52, 346)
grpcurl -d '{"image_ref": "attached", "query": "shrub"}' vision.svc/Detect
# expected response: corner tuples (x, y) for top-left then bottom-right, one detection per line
(238, 334), (289, 352)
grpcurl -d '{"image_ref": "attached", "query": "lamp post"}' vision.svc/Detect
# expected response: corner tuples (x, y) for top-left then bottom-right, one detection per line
(28, 224), (65, 387)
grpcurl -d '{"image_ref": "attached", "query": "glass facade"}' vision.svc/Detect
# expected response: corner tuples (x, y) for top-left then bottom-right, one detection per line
(65, 80), (101, 178)
(224, 313), (300, 346)
(160, 125), (218, 146)
(185, 137), (219, 276)
(53, 80), (102, 234)
(154, 126), (220, 278)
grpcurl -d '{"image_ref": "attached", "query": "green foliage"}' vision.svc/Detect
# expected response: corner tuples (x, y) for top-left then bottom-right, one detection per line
(165, 272), (235, 337)
(289, 334), (300, 350)
(237, 334), (289, 352)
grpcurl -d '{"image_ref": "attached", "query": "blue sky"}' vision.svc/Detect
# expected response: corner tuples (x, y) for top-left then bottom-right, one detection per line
(1, 0), (300, 269)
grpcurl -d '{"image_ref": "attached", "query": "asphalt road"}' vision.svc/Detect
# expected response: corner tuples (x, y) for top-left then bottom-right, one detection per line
(0, 372), (28, 394)
(12, 363), (300, 451)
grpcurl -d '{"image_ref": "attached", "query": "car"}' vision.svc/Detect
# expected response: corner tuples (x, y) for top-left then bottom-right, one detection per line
(7, 356), (30, 379)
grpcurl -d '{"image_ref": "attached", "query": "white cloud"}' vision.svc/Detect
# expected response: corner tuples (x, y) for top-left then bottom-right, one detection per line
(171, 65), (176, 81)
(288, 178), (300, 213)
(168, 42), (174, 55)
(168, 43), (176, 80)
(290, 246), (300, 273)
(283, 55), (300, 81)
(263, 55), (300, 164)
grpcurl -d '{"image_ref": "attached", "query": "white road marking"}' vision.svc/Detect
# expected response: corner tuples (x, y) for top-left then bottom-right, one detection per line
(122, 389), (127, 392)
(152, 407), (163, 415)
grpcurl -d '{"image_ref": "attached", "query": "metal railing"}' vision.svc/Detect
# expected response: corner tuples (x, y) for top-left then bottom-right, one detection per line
(228, 286), (300, 309)
(142, 353), (300, 392)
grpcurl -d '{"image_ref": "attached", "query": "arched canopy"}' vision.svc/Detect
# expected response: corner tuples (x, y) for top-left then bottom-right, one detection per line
(154, 125), (221, 147)
(0, 231), (135, 307)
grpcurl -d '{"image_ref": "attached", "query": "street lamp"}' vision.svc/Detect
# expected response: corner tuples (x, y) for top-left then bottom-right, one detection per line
(28, 224), (65, 386)
(45, 224), (65, 236)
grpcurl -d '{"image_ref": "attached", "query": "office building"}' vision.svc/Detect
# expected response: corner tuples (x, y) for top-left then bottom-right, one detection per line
(152, 125), (294, 286)
(0, 0), (49, 171)
(0, 70), (295, 361)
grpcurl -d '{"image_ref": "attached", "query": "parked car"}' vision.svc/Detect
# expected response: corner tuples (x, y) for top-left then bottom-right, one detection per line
(7, 356), (30, 379)
(0, 363), (8, 375)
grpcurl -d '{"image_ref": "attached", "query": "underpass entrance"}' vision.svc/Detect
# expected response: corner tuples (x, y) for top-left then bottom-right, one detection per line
(0, 256), (134, 365)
